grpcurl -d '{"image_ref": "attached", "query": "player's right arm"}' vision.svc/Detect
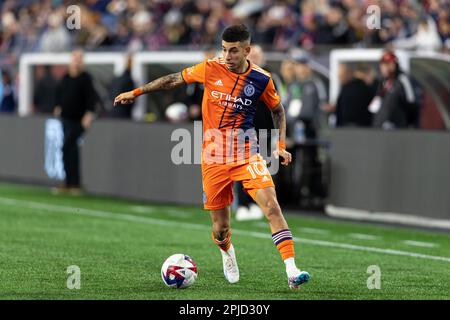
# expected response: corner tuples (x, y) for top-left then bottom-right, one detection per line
(113, 72), (185, 106)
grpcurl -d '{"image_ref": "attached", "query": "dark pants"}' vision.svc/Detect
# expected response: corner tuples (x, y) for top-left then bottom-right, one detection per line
(290, 120), (324, 200)
(62, 118), (84, 187)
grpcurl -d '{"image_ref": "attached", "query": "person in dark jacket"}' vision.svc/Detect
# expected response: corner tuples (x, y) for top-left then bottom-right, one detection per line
(33, 66), (58, 114)
(109, 55), (135, 119)
(287, 54), (327, 204)
(53, 49), (97, 194)
(0, 70), (16, 113)
(335, 63), (374, 127)
(371, 50), (418, 129)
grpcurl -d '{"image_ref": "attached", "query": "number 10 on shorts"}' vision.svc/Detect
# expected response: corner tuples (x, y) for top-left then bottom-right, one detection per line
(246, 162), (270, 179)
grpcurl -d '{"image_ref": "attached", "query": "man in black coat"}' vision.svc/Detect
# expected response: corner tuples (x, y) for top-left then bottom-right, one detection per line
(53, 50), (97, 194)
(109, 55), (135, 119)
(335, 63), (374, 127)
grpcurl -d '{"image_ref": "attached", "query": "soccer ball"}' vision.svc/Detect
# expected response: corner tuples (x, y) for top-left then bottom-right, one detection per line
(161, 254), (198, 289)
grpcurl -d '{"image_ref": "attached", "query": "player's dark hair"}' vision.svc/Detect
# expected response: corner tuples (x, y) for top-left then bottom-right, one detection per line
(221, 24), (251, 43)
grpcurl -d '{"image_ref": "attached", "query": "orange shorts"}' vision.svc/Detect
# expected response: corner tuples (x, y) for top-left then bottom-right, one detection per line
(201, 155), (274, 210)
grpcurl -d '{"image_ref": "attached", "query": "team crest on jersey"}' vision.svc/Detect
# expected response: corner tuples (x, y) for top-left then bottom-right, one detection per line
(244, 84), (255, 97)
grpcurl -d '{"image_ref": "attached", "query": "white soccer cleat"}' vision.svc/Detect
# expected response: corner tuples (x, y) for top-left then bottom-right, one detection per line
(287, 269), (310, 289)
(220, 244), (240, 283)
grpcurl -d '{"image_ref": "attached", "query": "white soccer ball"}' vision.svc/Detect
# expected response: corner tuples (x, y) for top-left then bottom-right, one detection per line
(161, 253), (198, 289)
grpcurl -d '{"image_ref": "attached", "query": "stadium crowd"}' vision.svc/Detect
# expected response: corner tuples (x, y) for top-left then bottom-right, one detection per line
(1, 0), (449, 55)
(0, 0), (448, 116)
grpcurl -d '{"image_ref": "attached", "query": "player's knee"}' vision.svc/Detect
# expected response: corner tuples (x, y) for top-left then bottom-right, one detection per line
(263, 199), (282, 220)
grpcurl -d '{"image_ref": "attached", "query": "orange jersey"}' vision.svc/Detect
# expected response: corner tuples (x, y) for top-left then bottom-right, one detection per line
(182, 58), (280, 164)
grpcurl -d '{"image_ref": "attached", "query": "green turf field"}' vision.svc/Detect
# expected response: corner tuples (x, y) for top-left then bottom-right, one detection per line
(0, 182), (449, 300)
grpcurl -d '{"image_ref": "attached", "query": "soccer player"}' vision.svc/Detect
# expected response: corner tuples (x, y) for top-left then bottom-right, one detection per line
(114, 25), (310, 289)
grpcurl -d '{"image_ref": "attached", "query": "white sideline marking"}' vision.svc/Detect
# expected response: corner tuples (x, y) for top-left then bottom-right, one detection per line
(130, 205), (192, 218)
(130, 206), (156, 213)
(326, 204), (450, 230)
(348, 233), (379, 240)
(165, 209), (193, 218)
(299, 227), (330, 235)
(402, 240), (437, 248)
(1, 197), (450, 263)
(254, 222), (270, 228)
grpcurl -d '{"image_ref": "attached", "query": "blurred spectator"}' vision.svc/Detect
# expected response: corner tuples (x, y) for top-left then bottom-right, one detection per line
(112, 19), (133, 48)
(109, 54), (136, 119)
(392, 17), (443, 52)
(288, 54), (327, 141)
(0, 71), (3, 101)
(315, 2), (357, 45)
(73, 5), (112, 50)
(0, 0), (448, 125)
(287, 53), (327, 203)
(39, 10), (71, 52)
(436, 9), (450, 52)
(278, 58), (297, 106)
(1, 0), (448, 54)
(0, 70), (16, 113)
(333, 63), (374, 127)
(370, 50), (418, 129)
(33, 65), (58, 114)
(53, 50), (97, 194)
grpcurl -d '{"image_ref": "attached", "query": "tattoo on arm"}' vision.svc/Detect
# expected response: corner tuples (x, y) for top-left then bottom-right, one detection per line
(140, 72), (185, 94)
(271, 103), (287, 142)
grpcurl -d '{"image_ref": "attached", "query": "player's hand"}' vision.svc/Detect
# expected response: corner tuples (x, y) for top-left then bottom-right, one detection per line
(273, 148), (292, 166)
(114, 91), (135, 106)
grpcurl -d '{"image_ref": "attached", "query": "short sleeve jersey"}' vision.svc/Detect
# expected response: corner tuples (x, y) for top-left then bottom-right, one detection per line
(182, 58), (280, 162)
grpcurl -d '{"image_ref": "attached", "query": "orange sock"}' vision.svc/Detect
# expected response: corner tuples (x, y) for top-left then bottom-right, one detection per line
(212, 230), (231, 252)
(272, 229), (295, 260)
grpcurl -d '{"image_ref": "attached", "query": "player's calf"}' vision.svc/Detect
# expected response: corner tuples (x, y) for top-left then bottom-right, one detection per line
(272, 229), (310, 288)
(255, 188), (310, 288)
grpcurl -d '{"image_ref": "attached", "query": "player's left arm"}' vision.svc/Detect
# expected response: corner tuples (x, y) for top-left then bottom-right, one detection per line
(270, 103), (292, 166)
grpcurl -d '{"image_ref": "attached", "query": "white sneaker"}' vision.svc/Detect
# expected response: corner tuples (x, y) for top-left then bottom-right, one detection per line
(220, 244), (239, 283)
(287, 268), (310, 289)
(248, 204), (264, 220)
(235, 206), (251, 221)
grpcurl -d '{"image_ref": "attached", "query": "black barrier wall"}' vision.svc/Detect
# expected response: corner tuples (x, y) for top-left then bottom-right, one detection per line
(329, 128), (450, 219)
(2, 116), (450, 219)
(82, 120), (202, 205)
(0, 115), (55, 185)
(0, 115), (203, 205)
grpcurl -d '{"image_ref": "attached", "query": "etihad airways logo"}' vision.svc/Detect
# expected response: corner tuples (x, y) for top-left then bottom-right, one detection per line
(211, 90), (253, 106)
